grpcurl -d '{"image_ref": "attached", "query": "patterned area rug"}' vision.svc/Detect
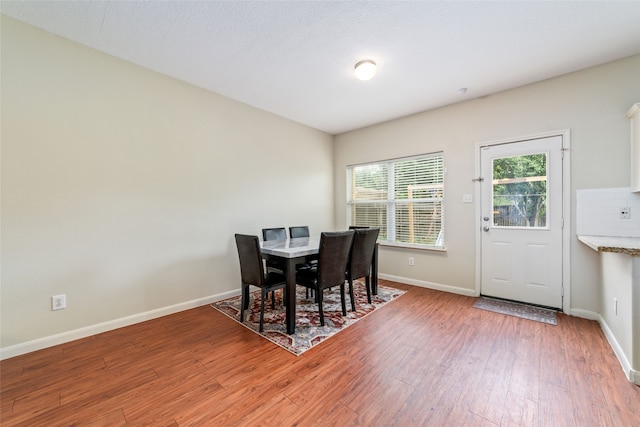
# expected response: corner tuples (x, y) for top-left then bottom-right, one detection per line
(473, 296), (558, 325)
(211, 281), (405, 355)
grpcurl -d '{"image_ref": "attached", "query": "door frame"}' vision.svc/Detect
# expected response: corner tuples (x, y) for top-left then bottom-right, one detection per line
(474, 129), (571, 314)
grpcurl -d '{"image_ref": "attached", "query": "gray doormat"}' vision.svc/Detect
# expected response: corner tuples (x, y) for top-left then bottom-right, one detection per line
(473, 296), (557, 325)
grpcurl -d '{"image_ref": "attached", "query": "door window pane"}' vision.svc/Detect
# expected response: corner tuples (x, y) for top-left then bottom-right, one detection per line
(492, 153), (547, 228)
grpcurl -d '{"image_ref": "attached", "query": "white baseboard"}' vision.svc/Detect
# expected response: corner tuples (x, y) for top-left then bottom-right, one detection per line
(379, 273), (477, 297)
(569, 308), (600, 321)
(572, 308), (639, 385)
(0, 289), (240, 361)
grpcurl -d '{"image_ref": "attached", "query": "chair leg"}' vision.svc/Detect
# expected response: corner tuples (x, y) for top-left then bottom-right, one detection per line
(306, 287), (315, 299)
(348, 278), (356, 312)
(260, 288), (267, 332)
(340, 283), (347, 316)
(240, 283), (248, 322)
(317, 288), (325, 326)
(242, 283), (251, 309)
(365, 276), (372, 303)
(271, 290), (276, 310)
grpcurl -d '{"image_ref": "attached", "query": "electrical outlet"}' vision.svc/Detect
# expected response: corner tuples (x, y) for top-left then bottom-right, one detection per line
(408, 257), (414, 266)
(52, 294), (66, 311)
(619, 207), (631, 219)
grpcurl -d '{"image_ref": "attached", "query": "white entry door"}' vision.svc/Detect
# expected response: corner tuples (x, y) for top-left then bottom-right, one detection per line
(480, 136), (564, 309)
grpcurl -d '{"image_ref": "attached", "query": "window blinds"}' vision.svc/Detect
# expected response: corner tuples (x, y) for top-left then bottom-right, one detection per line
(347, 153), (444, 248)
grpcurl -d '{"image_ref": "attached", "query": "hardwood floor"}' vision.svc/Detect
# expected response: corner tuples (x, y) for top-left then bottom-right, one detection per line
(1, 281), (639, 426)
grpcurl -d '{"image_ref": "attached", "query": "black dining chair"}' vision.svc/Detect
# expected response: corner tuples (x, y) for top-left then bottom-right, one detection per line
(289, 225), (315, 265)
(288, 225), (318, 299)
(261, 227), (288, 274)
(289, 226), (310, 238)
(349, 225), (370, 229)
(261, 227), (288, 303)
(295, 230), (355, 326)
(262, 227), (287, 241)
(262, 226), (314, 297)
(235, 234), (286, 332)
(346, 227), (380, 310)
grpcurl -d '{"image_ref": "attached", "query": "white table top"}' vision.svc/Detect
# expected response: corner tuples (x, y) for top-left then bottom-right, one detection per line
(260, 237), (320, 258)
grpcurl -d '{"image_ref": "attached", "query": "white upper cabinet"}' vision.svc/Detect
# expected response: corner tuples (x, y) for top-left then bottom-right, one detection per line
(627, 103), (640, 192)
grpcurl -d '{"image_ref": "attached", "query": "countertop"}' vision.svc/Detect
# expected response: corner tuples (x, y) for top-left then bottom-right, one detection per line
(578, 235), (640, 256)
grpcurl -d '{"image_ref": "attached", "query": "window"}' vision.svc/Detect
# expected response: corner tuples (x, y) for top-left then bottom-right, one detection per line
(347, 153), (445, 249)
(491, 152), (548, 228)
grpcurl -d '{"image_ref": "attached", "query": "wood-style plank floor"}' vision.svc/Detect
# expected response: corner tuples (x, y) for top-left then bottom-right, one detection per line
(1, 281), (639, 426)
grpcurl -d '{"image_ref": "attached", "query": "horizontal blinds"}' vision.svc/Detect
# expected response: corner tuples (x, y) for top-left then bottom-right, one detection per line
(347, 153), (444, 248)
(349, 163), (389, 239)
(394, 156), (444, 201)
(394, 155), (443, 245)
(351, 163), (388, 201)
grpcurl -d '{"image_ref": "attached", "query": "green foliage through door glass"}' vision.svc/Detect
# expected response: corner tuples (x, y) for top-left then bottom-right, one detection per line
(492, 153), (547, 227)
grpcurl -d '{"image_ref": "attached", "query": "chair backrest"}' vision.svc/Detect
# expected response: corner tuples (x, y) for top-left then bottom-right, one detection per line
(289, 226), (310, 238)
(349, 226), (370, 229)
(235, 234), (265, 287)
(348, 228), (380, 279)
(316, 230), (355, 290)
(262, 227), (287, 241)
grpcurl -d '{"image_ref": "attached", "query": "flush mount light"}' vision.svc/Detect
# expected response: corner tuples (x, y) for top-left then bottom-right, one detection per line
(354, 60), (377, 81)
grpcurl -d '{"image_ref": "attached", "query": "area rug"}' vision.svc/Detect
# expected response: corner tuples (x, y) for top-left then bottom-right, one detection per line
(211, 281), (405, 355)
(473, 296), (557, 325)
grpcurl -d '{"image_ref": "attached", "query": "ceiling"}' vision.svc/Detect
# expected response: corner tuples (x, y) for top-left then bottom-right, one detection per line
(2, 1), (639, 135)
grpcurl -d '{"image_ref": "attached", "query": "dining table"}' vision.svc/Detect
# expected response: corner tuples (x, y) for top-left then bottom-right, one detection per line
(260, 236), (378, 334)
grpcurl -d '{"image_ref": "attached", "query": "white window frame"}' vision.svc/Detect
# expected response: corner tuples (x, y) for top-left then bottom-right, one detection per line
(346, 152), (445, 251)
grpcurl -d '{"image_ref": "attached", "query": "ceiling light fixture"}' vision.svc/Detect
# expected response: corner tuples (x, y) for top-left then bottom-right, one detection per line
(354, 60), (377, 81)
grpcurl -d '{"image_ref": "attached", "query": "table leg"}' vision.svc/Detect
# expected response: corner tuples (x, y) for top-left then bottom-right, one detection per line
(285, 258), (297, 334)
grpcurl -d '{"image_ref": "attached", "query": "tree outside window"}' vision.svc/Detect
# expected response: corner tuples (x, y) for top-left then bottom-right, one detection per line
(492, 153), (547, 228)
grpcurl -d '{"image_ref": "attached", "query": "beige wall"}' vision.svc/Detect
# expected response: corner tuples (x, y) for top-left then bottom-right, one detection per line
(1, 17), (334, 352)
(3, 13), (639, 357)
(601, 253), (633, 373)
(334, 55), (640, 313)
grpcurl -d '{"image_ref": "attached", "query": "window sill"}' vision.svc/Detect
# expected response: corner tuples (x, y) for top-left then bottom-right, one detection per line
(378, 241), (447, 252)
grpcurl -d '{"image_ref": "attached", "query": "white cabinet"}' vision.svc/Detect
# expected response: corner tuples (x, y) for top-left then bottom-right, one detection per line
(627, 103), (640, 192)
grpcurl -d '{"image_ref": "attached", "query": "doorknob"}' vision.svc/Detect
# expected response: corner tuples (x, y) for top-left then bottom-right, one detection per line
(483, 217), (490, 221)
(483, 226), (490, 232)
